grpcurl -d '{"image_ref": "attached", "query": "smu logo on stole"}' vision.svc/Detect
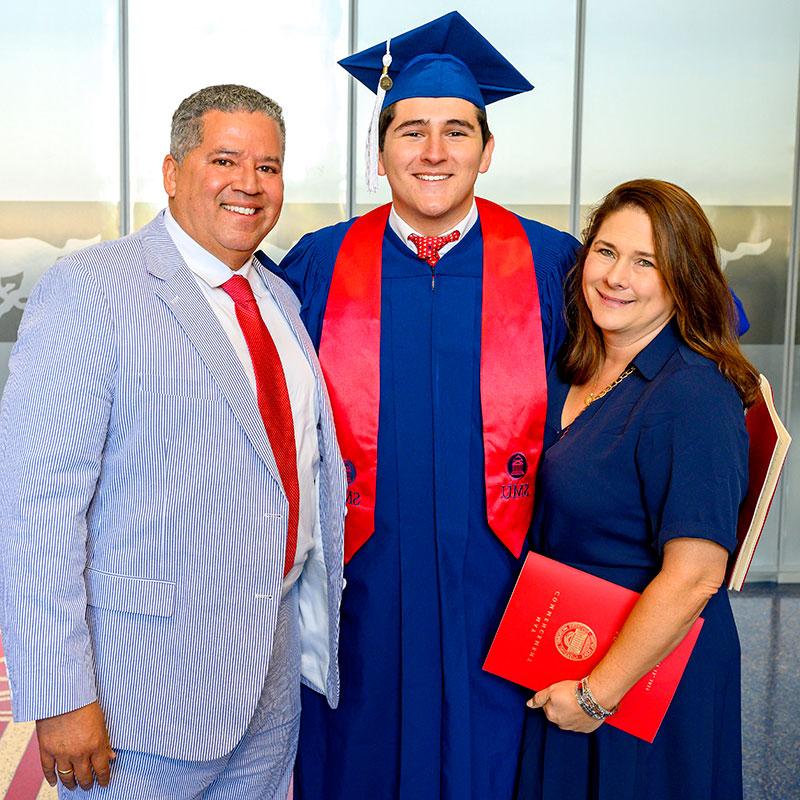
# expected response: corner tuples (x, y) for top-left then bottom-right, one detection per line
(344, 459), (360, 506)
(503, 452), (530, 500)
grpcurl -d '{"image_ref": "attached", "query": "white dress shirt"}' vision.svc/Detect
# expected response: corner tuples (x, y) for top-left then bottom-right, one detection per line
(389, 199), (478, 258)
(164, 208), (319, 594)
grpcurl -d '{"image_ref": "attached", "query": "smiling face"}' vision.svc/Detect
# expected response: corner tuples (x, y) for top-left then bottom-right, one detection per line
(162, 109), (284, 270)
(582, 205), (675, 349)
(378, 97), (494, 235)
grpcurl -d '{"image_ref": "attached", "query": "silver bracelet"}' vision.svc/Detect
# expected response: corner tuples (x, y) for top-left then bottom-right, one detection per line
(575, 676), (618, 720)
(574, 684), (604, 720)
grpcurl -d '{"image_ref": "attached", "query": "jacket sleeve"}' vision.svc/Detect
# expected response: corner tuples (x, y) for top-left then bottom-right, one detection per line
(0, 256), (115, 721)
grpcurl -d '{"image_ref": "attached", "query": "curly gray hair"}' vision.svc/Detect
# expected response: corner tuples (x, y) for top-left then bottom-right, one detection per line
(170, 84), (285, 162)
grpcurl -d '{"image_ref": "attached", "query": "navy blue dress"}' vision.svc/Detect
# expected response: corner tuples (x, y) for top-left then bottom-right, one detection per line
(516, 321), (747, 800)
(269, 215), (578, 800)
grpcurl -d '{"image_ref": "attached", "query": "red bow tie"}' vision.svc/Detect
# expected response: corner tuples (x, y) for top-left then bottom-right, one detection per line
(408, 230), (461, 267)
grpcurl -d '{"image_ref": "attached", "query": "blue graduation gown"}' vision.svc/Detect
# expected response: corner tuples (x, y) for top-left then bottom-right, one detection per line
(272, 214), (578, 800)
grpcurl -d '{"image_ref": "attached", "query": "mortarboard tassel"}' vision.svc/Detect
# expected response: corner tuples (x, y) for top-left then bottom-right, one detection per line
(365, 39), (392, 193)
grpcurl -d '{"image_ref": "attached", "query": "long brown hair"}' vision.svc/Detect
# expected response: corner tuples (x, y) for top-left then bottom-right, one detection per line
(562, 178), (760, 406)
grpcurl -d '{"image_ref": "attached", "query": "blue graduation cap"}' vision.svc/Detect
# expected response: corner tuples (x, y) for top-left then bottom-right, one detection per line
(339, 11), (533, 191)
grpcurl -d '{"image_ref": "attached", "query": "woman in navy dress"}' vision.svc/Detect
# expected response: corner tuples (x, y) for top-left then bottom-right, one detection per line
(516, 179), (760, 800)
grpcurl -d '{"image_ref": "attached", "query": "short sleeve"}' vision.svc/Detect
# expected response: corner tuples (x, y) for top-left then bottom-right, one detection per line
(635, 364), (748, 553)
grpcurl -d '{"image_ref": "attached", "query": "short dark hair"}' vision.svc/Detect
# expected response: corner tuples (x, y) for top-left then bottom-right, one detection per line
(377, 101), (492, 151)
(170, 84), (285, 162)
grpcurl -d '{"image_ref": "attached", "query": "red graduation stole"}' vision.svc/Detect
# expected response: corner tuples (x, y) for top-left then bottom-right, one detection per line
(319, 197), (547, 563)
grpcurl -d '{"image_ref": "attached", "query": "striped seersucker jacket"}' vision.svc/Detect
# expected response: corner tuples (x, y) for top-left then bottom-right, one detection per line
(0, 211), (346, 761)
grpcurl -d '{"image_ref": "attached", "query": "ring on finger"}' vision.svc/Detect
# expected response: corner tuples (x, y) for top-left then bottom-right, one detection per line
(57, 767), (74, 775)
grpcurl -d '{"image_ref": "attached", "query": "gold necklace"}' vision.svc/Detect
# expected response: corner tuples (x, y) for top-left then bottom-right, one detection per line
(584, 365), (636, 407)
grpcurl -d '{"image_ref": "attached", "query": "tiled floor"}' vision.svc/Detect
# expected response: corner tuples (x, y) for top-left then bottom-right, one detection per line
(731, 583), (800, 800)
(0, 583), (797, 799)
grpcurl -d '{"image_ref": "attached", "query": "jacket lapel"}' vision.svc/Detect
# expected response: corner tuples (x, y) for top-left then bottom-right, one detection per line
(140, 214), (283, 488)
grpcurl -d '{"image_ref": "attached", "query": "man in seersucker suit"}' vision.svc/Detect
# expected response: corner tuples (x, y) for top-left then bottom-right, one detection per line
(0, 84), (345, 799)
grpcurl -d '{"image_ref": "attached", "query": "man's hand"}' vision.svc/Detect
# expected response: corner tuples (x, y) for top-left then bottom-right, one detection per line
(36, 701), (116, 790)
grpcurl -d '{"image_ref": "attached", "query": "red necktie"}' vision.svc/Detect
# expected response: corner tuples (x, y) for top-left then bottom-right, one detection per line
(222, 274), (299, 577)
(408, 230), (461, 267)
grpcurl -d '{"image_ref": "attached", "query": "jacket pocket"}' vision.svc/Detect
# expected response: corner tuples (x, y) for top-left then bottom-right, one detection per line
(85, 567), (176, 617)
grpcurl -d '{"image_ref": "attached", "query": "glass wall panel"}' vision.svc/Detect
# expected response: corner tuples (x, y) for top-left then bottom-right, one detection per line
(354, 2), (576, 230)
(2, 0), (800, 579)
(0, 2), (121, 389)
(784, 149), (800, 580)
(128, 0), (349, 262)
(785, 286), (800, 579)
(581, 0), (800, 580)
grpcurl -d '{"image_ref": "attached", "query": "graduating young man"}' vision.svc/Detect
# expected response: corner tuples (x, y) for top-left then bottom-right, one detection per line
(261, 13), (579, 799)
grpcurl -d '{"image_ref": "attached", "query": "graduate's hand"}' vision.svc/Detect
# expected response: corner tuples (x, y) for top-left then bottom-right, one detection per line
(527, 681), (603, 734)
(36, 701), (116, 790)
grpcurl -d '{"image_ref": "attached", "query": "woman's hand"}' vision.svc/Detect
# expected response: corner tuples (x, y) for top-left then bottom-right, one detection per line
(525, 538), (728, 738)
(527, 681), (603, 734)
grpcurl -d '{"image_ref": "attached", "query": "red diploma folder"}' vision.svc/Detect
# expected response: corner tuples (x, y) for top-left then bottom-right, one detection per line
(483, 553), (703, 743)
(727, 374), (791, 591)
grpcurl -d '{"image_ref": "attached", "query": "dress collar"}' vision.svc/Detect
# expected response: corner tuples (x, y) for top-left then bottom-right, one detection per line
(630, 318), (684, 381)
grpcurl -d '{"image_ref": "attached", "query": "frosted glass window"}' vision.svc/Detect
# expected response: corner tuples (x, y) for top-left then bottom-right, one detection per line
(581, 0), (800, 580)
(580, 0), (798, 346)
(0, 2), (120, 387)
(2, 0), (799, 580)
(128, 0), (349, 262)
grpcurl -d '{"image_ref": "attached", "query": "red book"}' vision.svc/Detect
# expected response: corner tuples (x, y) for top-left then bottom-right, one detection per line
(483, 553), (703, 743)
(727, 374), (791, 591)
